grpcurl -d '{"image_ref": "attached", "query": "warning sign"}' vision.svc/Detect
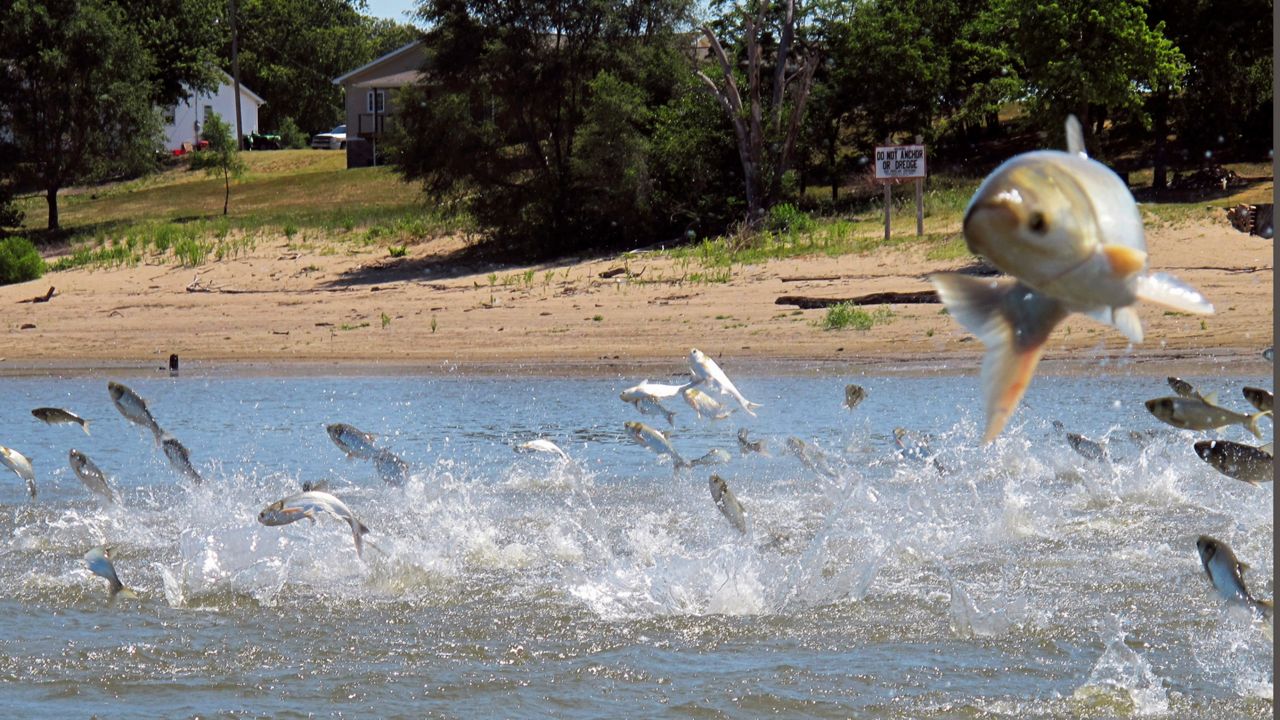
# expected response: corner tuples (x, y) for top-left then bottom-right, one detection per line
(874, 144), (927, 181)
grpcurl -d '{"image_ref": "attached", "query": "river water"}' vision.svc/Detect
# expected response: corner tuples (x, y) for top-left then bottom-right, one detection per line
(0, 370), (1271, 718)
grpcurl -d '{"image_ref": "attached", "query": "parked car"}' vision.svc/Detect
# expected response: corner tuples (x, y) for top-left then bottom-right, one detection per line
(311, 125), (347, 150)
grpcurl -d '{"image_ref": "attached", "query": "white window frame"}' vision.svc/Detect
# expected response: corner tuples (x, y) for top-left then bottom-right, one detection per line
(367, 90), (386, 114)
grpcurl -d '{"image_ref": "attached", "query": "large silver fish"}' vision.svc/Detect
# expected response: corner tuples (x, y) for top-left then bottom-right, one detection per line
(1145, 396), (1268, 438)
(1242, 387), (1273, 414)
(620, 380), (689, 401)
(84, 546), (136, 600)
(708, 474), (748, 534)
(1195, 536), (1272, 639)
(161, 436), (203, 484)
(622, 392), (677, 426)
(785, 437), (839, 479)
(688, 349), (761, 416)
(69, 450), (120, 503)
(0, 445), (36, 499)
(1167, 377), (1201, 399)
(624, 421), (688, 469)
(258, 490), (370, 559)
(514, 438), (569, 460)
(32, 407), (90, 435)
(1194, 440), (1273, 486)
(108, 382), (162, 440)
(690, 448), (732, 467)
(372, 449), (410, 486)
(326, 423), (380, 460)
(681, 386), (733, 421)
(930, 117), (1213, 442)
(737, 428), (767, 456)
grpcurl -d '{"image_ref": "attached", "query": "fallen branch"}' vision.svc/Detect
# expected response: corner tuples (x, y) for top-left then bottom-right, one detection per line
(775, 290), (939, 309)
(18, 286), (55, 303)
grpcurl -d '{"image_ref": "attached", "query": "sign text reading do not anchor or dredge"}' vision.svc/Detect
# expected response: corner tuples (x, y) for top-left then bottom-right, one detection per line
(874, 144), (927, 181)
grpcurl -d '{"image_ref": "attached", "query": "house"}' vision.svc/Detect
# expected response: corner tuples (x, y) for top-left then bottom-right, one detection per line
(332, 40), (427, 168)
(162, 69), (265, 152)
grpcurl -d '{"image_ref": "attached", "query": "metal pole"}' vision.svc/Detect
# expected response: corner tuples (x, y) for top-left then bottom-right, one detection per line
(230, 0), (244, 150)
(883, 182), (891, 243)
(914, 135), (924, 237)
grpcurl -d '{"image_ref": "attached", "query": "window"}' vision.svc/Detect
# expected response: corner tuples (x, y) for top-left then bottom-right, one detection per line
(204, 105), (216, 124)
(366, 90), (385, 114)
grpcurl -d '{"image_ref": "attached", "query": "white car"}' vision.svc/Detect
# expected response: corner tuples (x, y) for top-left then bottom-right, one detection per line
(311, 125), (347, 150)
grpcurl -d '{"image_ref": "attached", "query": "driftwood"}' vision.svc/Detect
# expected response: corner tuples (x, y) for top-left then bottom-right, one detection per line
(598, 266), (645, 279)
(18, 286), (55, 304)
(776, 290), (939, 309)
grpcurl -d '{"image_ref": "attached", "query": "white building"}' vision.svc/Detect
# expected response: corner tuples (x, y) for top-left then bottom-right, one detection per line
(161, 69), (265, 151)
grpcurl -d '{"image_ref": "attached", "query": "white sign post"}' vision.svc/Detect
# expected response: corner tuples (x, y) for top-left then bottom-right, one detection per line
(874, 140), (928, 240)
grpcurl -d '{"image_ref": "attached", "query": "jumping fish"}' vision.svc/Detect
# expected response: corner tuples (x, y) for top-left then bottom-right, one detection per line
(1145, 396), (1268, 438)
(1063, 432), (1108, 462)
(785, 437), (839, 479)
(0, 445), (36, 499)
(622, 392), (677, 426)
(624, 421), (688, 469)
(681, 386), (733, 421)
(372, 449), (410, 486)
(690, 448), (732, 467)
(108, 382), (162, 440)
(929, 116), (1213, 442)
(688, 348), (761, 416)
(161, 435), (202, 484)
(708, 474), (748, 534)
(1195, 536), (1273, 639)
(737, 428), (767, 456)
(620, 380), (689, 401)
(326, 423), (380, 460)
(31, 407), (90, 435)
(1194, 440), (1273, 486)
(1242, 387), (1273, 414)
(843, 384), (866, 410)
(84, 546), (136, 600)
(68, 450), (120, 503)
(514, 439), (569, 460)
(258, 490), (370, 559)
(1167, 377), (1201, 399)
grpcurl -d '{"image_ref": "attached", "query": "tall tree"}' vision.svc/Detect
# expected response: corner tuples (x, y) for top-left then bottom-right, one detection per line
(0, 0), (161, 231)
(394, 0), (695, 253)
(192, 113), (248, 215)
(984, 0), (1187, 153)
(117, 0), (227, 106)
(696, 0), (820, 223)
(228, 0), (418, 132)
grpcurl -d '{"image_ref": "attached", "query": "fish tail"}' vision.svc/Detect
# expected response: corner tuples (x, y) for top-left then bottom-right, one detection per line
(1244, 410), (1271, 439)
(930, 273), (1069, 443)
(664, 408), (676, 426)
(81, 420), (91, 436)
(351, 519), (371, 560)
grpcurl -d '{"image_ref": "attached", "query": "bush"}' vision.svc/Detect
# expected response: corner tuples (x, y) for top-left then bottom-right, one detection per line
(767, 203), (816, 234)
(0, 236), (47, 285)
(277, 117), (308, 149)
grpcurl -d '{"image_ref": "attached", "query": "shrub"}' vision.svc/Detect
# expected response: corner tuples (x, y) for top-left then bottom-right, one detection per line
(0, 236), (46, 285)
(277, 117), (308, 149)
(820, 303), (893, 331)
(767, 203), (816, 234)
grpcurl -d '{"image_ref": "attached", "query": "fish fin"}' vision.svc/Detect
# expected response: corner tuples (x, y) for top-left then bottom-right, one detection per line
(1245, 411), (1270, 439)
(26, 478), (36, 501)
(1201, 391), (1219, 407)
(930, 273), (1067, 443)
(116, 587), (138, 600)
(1082, 306), (1144, 343)
(82, 421), (91, 436)
(1101, 245), (1148, 278)
(1260, 442), (1273, 455)
(1133, 272), (1214, 315)
(744, 400), (762, 416)
(351, 520), (370, 560)
(1065, 115), (1086, 157)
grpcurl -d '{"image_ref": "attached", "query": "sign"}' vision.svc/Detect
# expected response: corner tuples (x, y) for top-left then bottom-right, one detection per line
(874, 144), (927, 181)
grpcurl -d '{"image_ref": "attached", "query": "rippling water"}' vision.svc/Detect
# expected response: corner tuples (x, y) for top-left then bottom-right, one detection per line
(0, 370), (1271, 717)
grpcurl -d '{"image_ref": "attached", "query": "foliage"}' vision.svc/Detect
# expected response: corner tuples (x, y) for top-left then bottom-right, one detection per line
(227, 1), (418, 133)
(276, 117), (309, 149)
(191, 113), (248, 215)
(0, 236), (46, 285)
(820, 303), (893, 331)
(0, 0), (162, 230)
(116, 0), (225, 107)
(981, 0), (1187, 151)
(392, 0), (699, 256)
(766, 203), (815, 234)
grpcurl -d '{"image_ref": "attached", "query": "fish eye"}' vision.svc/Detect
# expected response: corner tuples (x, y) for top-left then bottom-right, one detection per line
(1028, 211), (1048, 234)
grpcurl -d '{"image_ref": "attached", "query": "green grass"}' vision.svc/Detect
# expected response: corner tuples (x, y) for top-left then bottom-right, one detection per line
(819, 304), (894, 331)
(17, 149), (469, 270)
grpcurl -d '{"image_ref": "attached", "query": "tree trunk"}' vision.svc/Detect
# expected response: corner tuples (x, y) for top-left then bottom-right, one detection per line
(46, 187), (59, 231)
(1151, 91), (1168, 190)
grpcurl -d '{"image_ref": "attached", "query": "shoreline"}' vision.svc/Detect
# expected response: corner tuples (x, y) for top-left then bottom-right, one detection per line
(0, 348), (1268, 379)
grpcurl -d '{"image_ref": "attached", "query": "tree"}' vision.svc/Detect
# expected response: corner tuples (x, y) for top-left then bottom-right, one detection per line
(695, 0), (820, 224)
(983, 0), (1187, 153)
(117, 0), (227, 107)
(228, 1), (418, 133)
(192, 113), (247, 215)
(0, 0), (161, 231)
(393, 0), (697, 253)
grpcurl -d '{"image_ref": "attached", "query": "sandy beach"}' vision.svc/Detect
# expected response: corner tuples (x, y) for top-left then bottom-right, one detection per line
(1, 214), (1271, 376)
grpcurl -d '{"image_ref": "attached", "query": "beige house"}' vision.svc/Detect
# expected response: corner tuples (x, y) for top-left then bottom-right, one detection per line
(332, 40), (427, 168)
